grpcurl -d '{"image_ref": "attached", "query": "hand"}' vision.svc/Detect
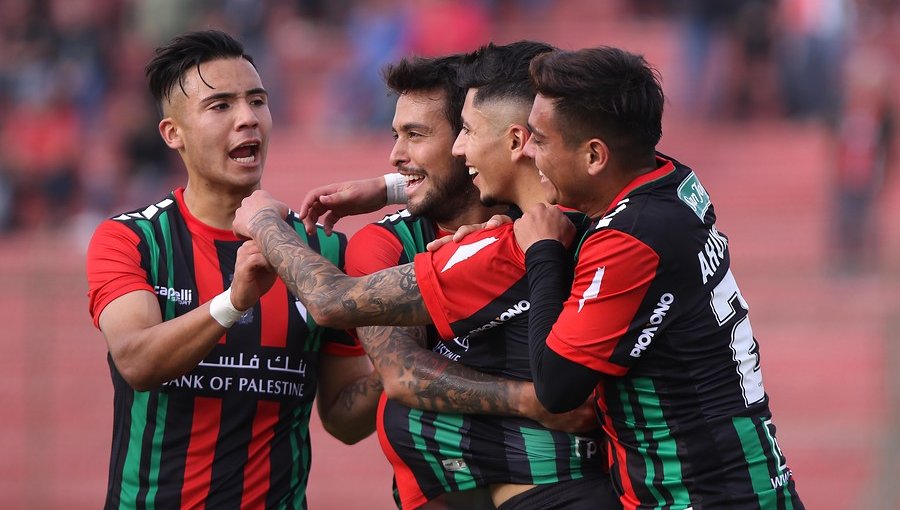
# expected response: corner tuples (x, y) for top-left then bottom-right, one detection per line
(522, 385), (599, 434)
(297, 176), (389, 235)
(234, 190), (288, 240)
(425, 214), (513, 252)
(230, 240), (277, 310)
(513, 204), (575, 253)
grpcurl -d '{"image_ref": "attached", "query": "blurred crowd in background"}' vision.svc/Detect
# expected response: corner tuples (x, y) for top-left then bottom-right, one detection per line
(0, 0), (896, 272)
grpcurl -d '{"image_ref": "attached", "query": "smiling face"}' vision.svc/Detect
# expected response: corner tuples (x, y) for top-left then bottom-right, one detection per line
(524, 93), (586, 208)
(159, 57), (271, 193)
(389, 89), (476, 222)
(451, 88), (520, 207)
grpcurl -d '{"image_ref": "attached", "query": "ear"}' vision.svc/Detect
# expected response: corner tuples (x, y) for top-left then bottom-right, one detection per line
(508, 124), (531, 162)
(159, 117), (183, 150)
(586, 138), (609, 176)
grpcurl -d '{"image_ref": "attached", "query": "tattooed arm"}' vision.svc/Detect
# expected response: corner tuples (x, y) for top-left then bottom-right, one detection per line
(233, 190), (432, 329)
(358, 324), (596, 431)
(316, 352), (381, 444)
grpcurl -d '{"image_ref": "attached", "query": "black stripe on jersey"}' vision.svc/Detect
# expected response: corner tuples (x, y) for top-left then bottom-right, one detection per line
(156, 394), (190, 509)
(105, 357), (131, 510)
(206, 396), (252, 509)
(621, 380), (674, 508)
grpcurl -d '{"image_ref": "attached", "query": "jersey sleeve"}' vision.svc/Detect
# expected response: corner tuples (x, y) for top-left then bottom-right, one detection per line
(86, 219), (154, 329)
(413, 224), (526, 340)
(546, 229), (659, 375)
(345, 224), (404, 277)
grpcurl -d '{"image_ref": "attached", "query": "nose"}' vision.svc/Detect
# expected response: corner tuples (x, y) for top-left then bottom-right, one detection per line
(235, 100), (260, 130)
(522, 136), (535, 159)
(389, 137), (408, 168)
(451, 129), (466, 158)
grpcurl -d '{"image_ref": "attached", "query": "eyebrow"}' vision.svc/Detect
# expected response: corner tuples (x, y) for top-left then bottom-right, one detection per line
(200, 87), (268, 104)
(397, 122), (432, 133)
(526, 122), (543, 137)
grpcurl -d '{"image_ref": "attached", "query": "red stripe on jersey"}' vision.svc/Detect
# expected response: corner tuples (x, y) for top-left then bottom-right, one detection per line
(547, 229), (658, 375)
(180, 397), (222, 509)
(260, 280), (288, 347)
(240, 400), (280, 509)
(192, 231), (226, 346)
(376, 394), (427, 509)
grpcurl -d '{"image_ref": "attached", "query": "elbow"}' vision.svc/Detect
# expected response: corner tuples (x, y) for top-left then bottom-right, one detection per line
(534, 383), (578, 414)
(115, 361), (162, 392)
(380, 376), (413, 405)
(321, 420), (371, 445)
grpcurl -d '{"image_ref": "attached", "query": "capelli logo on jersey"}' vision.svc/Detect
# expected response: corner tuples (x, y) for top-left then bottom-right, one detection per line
(154, 286), (193, 306)
(629, 292), (674, 358)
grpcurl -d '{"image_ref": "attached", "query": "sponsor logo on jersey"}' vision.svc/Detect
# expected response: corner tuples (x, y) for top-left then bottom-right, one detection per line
(154, 285), (193, 305)
(629, 292), (674, 358)
(441, 236), (500, 273)
(441, 458), (469, 472)
(677, 171), (711, 221)
(467, 300), (530, 335)
(432, 341), (462, 362)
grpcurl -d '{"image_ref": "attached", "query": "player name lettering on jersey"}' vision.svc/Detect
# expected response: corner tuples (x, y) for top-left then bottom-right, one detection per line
(630, 292), (674, 358)
(697, 225), (728, 284)
(467, 299), (530, 335)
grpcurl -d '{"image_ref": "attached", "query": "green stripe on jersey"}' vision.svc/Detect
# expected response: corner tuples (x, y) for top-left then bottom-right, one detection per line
(623, 377), (690, 507)
(407, 409), (452, 492)
(143, 393), (168, 509)
(733, 417), (798, 510)
(519, 427), (559, 483)
(119, 391), (149, 508)
(431, 413), (476, 491)
(158, 212), (175, 320)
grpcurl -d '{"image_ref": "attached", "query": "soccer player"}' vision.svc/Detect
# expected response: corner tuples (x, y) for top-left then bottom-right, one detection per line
(513, 47), (805, 509)
(336, 45), (616, 509)
(85, 30), (378, 508)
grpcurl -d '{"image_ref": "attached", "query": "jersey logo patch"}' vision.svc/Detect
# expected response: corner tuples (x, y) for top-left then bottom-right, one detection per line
(677, 171), (711, 221)
(578, 266), (605, 312)
(441, 236), (499, 273)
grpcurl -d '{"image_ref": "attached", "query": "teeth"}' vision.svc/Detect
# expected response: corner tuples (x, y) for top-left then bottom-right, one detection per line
(232, 156), (254, 164)
(468, 167), (478, 176)
(404, 174), (424, 183)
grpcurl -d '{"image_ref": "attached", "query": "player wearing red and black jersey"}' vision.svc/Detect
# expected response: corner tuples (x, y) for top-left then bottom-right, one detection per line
(87, 31), (378, 510)
(515, 48), (804, 509)
(351, 210), (605, 509)
(88, 190), (363, 509)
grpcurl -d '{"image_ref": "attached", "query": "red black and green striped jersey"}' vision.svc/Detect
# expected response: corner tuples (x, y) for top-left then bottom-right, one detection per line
(347, 209), (607, 510)
(87, 188), (363, 510)
(540, 156), (804, 509)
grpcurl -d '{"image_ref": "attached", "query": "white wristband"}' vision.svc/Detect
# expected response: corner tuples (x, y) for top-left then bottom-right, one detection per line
(384, 173), (408, 205)
(209, 287), (247, 328)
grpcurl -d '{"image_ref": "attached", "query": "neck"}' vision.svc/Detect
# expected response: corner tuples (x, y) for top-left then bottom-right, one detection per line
(183, 183), (255, 230)
(435, 201), (507, 233)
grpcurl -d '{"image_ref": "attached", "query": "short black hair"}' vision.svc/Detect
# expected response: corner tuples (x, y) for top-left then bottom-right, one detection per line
(529, 46), (664, 165)
(145, 30), (254, 112)
(382, 54), (466, 135)
(457, 41), (555, 108)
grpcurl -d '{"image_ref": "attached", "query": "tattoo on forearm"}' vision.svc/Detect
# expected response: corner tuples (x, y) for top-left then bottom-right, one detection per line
(358, 325), (520, 416)
(339, 372), (383, 412)
(248, 209), (431, 327)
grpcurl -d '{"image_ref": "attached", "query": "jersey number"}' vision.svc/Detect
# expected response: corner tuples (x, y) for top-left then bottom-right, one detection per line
(710, 270), (765, 406)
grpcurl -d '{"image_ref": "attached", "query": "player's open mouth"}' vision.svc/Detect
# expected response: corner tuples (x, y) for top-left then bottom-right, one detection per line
(229, 142), (260, 164)
(468, 166), (479, 179)
(403, 173), (425, 188)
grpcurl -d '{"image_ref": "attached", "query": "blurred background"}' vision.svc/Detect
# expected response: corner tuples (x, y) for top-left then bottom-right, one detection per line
(1, 0), (898, 508)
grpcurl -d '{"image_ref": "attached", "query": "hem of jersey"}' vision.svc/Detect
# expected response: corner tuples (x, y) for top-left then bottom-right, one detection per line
(546, 334), (628, 377)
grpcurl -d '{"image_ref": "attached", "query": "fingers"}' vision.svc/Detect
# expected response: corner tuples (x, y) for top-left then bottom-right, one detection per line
(426, 235), (454, 252)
